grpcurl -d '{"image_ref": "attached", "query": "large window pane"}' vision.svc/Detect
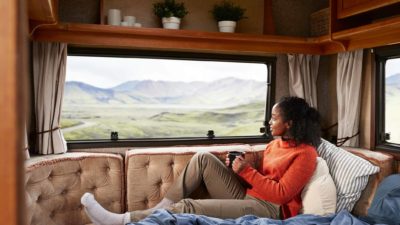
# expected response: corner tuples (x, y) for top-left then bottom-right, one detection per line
(61, 56), (268, 140)
(385, 58), (400, 144)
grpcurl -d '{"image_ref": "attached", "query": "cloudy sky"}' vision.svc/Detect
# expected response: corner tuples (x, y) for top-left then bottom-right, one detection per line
(66, 56), (268, 88)
(386, 58), (400, 77)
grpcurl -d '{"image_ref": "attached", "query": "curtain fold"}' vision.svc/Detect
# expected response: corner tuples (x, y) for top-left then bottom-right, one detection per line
(336, 49), (363, 147)
(33, 42), (68, 154)
(288, 54), (320, 108)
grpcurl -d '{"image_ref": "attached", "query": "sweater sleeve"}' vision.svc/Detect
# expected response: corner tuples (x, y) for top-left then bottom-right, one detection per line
(238, 150), (316, 204)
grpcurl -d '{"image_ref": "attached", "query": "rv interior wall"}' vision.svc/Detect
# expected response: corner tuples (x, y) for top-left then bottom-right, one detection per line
(272, 0), (328, 37)
(59, 0), (329, 37)
(59, 0), (265, 34)
(0, 0), (28, 224)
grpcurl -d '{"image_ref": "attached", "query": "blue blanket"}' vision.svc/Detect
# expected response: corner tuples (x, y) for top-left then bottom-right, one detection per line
(128, 175), (400, 225)
(127, 209), (372, 225)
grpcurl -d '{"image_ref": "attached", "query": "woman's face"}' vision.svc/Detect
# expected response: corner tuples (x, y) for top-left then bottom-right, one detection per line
(269, 104), (290, 137)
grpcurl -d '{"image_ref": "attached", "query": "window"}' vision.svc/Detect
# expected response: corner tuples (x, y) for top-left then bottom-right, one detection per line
(61, 49), (274, 145)
(376, 45), (400, 151)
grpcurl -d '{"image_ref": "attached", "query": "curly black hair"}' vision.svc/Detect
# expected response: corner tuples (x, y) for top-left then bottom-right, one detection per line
(276, 96), (321, 147)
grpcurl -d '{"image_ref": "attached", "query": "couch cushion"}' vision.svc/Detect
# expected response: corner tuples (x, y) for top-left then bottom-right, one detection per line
(343, 146), (394, 216)
(25, 153), (124, 225)
(125, 144), (254, 211)
(300, 157), (337, 215)
(317, 139), (380, 213)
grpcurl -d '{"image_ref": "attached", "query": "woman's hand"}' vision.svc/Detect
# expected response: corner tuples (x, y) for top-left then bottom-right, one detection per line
(232, 156), (250, 174)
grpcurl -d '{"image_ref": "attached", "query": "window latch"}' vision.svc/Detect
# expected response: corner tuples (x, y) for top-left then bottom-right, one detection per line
(384, 132), (391, 141)
(111, 131), (119, 141)
(207, 130), (215, 139)
(259, 127), (266, 134)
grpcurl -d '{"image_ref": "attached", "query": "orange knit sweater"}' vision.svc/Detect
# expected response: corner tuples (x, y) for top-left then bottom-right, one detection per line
(238, 139), (317, 219)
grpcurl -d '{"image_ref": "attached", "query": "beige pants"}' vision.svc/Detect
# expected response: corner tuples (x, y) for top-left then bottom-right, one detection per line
(130, 152), (280, 221)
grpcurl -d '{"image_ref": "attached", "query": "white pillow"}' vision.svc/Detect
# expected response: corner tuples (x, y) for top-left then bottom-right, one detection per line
(301, 157), (337, 215)
(317, 139), (380, 212)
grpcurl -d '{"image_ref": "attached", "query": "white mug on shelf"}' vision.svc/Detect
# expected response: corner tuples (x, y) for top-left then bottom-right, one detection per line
(133, 23), (142, 28)
(123, 16), (136, 26)
(107, 9), (121, 26)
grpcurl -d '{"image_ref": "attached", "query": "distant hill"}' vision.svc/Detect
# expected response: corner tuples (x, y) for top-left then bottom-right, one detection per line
(64, 77), (265, 107)
(386, 73), (400, 99)
(386, 73), (400, 86)
(64, 81), (115, 104)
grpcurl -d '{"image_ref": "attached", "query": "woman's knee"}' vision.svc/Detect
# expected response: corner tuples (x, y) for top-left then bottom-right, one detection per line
(192, 151), (215, 163)
(193, 151), (213, 158)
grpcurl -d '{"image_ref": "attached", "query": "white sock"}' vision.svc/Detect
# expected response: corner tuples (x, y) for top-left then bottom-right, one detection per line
(81, 193), (131, 225)
(153, 198), (174, 209)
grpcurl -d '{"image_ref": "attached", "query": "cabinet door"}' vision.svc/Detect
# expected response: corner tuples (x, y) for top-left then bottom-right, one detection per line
(337, 0), (400, 19)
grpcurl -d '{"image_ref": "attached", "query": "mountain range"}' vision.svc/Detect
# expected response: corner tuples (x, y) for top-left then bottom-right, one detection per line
(387, 73), (400, 86)
(64, 77), (266, 107)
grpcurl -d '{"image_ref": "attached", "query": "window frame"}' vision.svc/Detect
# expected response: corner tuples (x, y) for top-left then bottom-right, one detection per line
(375, 45), (400, 152)
(65, 47), (276, 149)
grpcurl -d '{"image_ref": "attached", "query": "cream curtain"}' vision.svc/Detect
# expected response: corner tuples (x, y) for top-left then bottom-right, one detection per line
(337, 50), (363, 147)
(288, 54), (320, 108)
(33, 42), (68, 154)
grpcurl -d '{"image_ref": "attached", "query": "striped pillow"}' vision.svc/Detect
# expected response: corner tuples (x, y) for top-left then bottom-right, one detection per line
(317, 139), (380, 212)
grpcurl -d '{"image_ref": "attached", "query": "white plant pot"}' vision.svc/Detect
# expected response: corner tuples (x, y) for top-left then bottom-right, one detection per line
(218, 20), (237, 33)
(162, 17), (181, 29)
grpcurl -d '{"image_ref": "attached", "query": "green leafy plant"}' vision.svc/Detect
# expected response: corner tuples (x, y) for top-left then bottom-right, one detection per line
(211, 0), (247, 21)
(153, 0), (188, 18)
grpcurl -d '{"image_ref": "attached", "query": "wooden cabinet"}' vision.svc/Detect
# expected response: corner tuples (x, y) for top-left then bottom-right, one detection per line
(28, 0), (57, 23)
(337, 0), (400, 19)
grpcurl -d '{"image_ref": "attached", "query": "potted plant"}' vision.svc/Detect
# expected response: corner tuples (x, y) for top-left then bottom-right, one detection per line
(211, 0), (247, 33)
(153, 0), (188, 29)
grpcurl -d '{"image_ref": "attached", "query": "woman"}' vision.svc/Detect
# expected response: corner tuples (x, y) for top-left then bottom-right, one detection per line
(81, 96), (321, 225)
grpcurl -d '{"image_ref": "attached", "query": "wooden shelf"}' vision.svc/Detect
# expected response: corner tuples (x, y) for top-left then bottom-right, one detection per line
(31, 23), (324, 55)
(30, 15), (400, 56)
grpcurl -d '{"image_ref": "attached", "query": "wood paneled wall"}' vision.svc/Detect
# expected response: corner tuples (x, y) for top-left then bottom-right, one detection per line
(0, 0), (27, 224)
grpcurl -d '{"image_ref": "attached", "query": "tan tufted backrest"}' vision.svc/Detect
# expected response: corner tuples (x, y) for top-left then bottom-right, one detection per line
(125, 144), (265, 211)
(25, 153), (124, 225)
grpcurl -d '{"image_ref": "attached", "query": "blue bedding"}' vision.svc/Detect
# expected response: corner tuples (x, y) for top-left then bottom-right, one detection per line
(127, 209), (371, 225)
(128, 175), (400, 225)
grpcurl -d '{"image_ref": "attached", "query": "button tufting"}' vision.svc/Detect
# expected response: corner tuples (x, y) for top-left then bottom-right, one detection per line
(49, 211), (55, 218)
(61, 190), (67, 195)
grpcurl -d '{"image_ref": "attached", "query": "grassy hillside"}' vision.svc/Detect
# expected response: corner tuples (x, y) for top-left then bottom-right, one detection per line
(61, 101), (265, 140)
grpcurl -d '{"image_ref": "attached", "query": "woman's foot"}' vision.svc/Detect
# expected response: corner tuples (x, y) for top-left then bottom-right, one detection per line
(81, 193), (130, 225)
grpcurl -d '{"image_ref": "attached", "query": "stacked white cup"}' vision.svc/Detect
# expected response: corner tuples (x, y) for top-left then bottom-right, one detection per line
(108, 9), (121, 26)
(123, 16), (136, 26)
(107, 9), (141, 27)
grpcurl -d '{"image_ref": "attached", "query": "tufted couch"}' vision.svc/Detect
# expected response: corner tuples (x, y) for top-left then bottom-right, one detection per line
(25, 144), (394, 225)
